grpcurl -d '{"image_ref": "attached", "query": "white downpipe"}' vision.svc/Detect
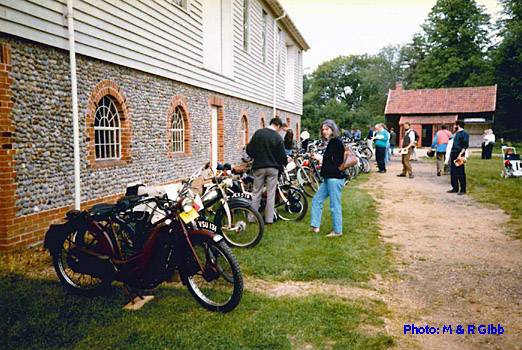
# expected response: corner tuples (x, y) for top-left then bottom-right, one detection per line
(67, 0), (81, 210)
(273, 12), (286, 118)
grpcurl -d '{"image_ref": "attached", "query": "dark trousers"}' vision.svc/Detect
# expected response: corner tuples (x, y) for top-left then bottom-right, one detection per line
(450, 152), (466, 192)
(376, 146), (386, 171)
(481, 143), (494, 159)
(485, 143), (494, 159)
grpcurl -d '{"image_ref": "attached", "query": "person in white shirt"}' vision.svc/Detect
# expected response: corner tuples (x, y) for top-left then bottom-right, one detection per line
(481, 129), (495, 160)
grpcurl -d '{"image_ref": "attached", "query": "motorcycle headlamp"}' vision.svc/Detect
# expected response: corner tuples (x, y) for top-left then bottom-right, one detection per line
(181, 198), (194, 213)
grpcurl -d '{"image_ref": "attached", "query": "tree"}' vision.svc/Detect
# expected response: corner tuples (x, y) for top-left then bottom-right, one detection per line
(406, 0), (494, 88)
(302, 52), (401, 134)
(492, 0), (522, 140)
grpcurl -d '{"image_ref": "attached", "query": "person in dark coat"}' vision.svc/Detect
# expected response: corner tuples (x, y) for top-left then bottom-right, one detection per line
(246, 118), (288, 223)
(310, 120), (345, 237)
(389, 128), (397, 155)
(447, 120), (469, 195)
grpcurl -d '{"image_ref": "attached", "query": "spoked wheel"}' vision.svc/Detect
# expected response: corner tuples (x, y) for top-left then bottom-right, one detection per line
(360, 157), (371, 173)
(275, 184), (308, 221)
(52, 227), (113, 296)
(361, 146), (373, 159)
(297, 167), (321, 197)
(216, 204), (264, 248)
(183, 233), (243, 313)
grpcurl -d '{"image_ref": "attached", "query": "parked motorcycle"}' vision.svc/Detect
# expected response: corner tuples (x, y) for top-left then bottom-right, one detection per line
(44, 185), (243, 313)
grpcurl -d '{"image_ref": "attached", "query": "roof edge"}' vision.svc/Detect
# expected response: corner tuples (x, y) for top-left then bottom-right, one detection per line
(263, 0), (310, 51)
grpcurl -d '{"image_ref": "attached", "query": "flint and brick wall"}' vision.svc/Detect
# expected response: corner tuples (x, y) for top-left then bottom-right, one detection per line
(0, 35), (301, 252)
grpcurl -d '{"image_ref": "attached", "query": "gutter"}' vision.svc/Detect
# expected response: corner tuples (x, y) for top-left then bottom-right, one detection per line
(67, 0), (81, 210)
(273, 11), (286, 118)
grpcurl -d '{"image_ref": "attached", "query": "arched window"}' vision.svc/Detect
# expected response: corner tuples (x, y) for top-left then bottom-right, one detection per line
(239, 110), (249, 149)
(171, 106), (185, 153)
(94, 96), (121, 160)
(240, 115), (249, 147)
(167, 95), (191, 159)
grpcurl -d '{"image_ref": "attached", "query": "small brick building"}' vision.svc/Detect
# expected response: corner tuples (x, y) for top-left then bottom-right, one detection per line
(385, 83), (497, 147)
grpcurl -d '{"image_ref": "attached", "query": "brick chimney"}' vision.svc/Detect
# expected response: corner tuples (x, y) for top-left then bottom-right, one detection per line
(395, 82), (403, 90)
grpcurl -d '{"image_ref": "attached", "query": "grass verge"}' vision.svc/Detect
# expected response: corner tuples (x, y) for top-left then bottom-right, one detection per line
(234, 174), (392, 283)
(0, 275), (393, 350)
(466, 154), (522, 238)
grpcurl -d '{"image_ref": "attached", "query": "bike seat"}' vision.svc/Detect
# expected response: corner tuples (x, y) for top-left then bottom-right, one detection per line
(91, 203), (117, 217)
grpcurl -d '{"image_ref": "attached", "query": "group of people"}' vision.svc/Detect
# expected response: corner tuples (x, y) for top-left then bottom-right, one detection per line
(245, 116), (475, 239)
(246, 118), (346, 237)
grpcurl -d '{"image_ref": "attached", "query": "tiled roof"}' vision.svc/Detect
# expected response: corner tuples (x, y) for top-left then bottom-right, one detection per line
(385, 85), (497, 115)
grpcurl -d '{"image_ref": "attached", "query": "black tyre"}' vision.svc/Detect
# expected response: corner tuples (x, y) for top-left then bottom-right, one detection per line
(51, 226), (112, 297)
(215, 203), (264, 248)
(360, 157), (371, 173)
(361, 146), (373, 159)
(183, 234), (243, 313)
(297, 167), (321, 197)
(275, 184), (308, 221)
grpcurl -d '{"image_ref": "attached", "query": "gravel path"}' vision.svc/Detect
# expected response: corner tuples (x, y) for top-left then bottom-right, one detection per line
(361, 151), (522, 350)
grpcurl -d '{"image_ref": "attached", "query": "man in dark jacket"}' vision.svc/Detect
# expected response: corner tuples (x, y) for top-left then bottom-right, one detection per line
(246, 118), (288, 224)
(447, 120), (469, 195)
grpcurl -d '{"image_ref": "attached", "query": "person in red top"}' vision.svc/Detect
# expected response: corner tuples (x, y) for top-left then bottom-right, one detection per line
(430, 125), (453, 176)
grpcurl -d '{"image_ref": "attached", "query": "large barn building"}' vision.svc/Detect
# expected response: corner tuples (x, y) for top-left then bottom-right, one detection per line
(0, 0), (309, 251)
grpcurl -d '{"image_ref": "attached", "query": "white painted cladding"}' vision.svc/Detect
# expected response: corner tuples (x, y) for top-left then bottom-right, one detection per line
(0, 0), (304, 114)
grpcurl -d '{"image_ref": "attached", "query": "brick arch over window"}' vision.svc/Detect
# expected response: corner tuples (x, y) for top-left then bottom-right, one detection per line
(167, 95), (192, 158)
(86, 80), (131, 168)
(259, 114), (266, 129)
(239, 109), (249, 149)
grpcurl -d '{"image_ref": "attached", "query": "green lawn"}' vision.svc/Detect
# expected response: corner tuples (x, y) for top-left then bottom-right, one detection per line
(234, 175), (392, 284)
(466, 154), (522, 238)
(1, 173), (394, 350)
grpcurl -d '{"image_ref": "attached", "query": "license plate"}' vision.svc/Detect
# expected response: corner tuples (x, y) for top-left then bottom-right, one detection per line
(179, 208), (199, 224)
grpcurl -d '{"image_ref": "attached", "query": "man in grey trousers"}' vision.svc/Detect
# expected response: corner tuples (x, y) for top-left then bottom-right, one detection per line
(246, 117), (288, 224)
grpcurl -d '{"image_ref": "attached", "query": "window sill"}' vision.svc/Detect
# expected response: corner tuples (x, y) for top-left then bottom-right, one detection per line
(169, 151), (191, 159)
(91, 159), (129, 169)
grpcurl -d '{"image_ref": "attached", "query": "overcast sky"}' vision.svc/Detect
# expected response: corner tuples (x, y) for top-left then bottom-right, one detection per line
(279, 0), (503, 72)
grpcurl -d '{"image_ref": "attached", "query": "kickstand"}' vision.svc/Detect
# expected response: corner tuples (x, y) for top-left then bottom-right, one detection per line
(122, 284), (154, 310)
(122, 283), (143, 304)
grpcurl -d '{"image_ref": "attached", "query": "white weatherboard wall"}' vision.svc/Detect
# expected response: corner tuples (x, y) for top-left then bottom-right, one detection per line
(0, 0), (303, 115)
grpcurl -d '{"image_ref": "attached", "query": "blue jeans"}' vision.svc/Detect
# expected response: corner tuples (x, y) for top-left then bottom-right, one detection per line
(310, 178), (344, 233)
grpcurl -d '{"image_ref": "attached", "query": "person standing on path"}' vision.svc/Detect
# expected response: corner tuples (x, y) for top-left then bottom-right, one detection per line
(430, 125), (453, 176)
(366, 125), (374, 153)
(447, 120), (469, 195)
(397, 122), (416, 179)
(389, 128), (397, 155)
(246, 117), (288, 224)
(310, 120), (345, 237)
(373, 123), (389, 173)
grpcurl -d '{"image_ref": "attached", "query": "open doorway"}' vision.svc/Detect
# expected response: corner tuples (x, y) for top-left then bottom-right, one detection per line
(422, 124), (433, 147)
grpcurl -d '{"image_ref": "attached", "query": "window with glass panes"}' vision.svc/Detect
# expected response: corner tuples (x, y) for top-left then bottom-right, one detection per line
(240, 115), (248, 146)
(243, 0), (250, 50)
(262, 10), (268, 62)
(171, 106), (185, 153)
(94, 96), (121, 160)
